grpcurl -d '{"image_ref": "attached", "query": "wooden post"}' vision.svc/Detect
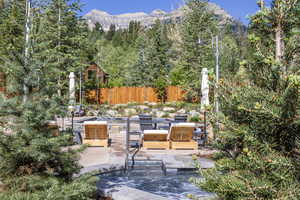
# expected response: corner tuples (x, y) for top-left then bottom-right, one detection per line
(126, 117), (130, 152)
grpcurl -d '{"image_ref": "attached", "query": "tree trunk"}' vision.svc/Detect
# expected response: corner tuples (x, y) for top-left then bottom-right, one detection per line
(57, 1), (62, 97)
(275, 25), (282, 62)
(23, 0), (31, 103)
(275, 23), (286, 74)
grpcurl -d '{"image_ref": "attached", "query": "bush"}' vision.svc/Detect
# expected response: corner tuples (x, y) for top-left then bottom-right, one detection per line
(196, 78), (300, 200)
(190, 115), (201, 122)
(0, 174), (98, 200)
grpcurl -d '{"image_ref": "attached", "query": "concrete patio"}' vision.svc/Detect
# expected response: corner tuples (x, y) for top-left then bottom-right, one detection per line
(76, 120), (215, 175)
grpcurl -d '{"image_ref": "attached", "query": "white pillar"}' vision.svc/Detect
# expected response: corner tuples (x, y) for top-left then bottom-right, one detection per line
(201, 68), (209, 110)
(69, 72), (76, 111)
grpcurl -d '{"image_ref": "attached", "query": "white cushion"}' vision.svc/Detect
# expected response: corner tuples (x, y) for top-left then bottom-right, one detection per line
(171, 123), (196, 128)
(143, 130), (169, 135)
(84, 121), (107, 125)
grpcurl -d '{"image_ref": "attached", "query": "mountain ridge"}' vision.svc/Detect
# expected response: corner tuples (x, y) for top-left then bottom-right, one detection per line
(84, 2), (233, 31)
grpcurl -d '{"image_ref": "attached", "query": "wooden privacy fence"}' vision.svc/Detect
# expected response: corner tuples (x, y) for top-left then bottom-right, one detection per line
(86, 86), (184, 104)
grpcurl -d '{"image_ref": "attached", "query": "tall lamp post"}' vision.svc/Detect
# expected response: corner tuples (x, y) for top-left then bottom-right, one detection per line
(214, 36), (220, 136)
(198, 35), (221, 139)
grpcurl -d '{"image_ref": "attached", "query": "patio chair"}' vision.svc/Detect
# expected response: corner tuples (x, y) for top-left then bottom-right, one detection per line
(158, 114), (188, 130)
(142, 130), (169, 150)
(139, 115), (156, 131)
(169, 123), (198, 150)
(83, 121), (109, 147)
(174, 115), (188, 123)
(48, 121), (59, 136)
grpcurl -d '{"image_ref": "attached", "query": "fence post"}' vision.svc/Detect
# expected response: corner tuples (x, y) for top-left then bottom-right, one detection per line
(204, 111), (207, 146)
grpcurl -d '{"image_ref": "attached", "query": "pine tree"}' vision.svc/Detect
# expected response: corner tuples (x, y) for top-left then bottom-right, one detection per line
(126, 21), (142, 45)
(129, 34), (149, 86)
(0, 1), (97, 199)
(106, 24), (116, 41)
(197, 1), (300, 199)
(178, 0), (217, 101)
(33, 0), (89, 96)
(146, 20), (172, 101)
(247, 0), (300, 90)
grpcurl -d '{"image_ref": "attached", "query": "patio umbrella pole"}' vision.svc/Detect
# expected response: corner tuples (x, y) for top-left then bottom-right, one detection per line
(125, 117), (130, 170)
(69, 72), (76, 132)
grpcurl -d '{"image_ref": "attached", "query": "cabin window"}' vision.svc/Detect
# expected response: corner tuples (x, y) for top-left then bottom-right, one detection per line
(87, 70), (96, 80)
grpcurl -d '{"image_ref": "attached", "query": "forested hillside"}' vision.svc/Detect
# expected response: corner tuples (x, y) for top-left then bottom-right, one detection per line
(85, 2), (246, 101)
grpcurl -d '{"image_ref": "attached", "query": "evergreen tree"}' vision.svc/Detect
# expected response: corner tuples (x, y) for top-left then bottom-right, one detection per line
(106, 24), (116, 41)
(126, 21), (142, 45)
(34, 0), (89, 96)
(146, 20), (172, 101)
(86, 22), (104, 62)
(197, 1), (300, 199)
(112, 29), (125, 46)
(129, 34), (149, 86)
(93, 22), (104, 37)
(247, 0), (300, 90)
(0, 1), (97, 199)
(178, 0), (217, 101)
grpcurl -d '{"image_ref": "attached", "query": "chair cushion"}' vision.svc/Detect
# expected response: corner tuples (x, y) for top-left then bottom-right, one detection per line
(143, 130), (169, 141)
(171, 123), (195, 128)
(84, 121), (107, 125)
(144, 130), (168, 135)
(169, 123), (195, 142)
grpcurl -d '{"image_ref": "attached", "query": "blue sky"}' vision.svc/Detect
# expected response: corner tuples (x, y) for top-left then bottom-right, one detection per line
(79, 0), (271, 24)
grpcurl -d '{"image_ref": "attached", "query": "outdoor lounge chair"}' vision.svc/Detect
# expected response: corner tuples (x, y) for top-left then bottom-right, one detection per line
(157, 114), (188, 130)
(48, 121), (60, 136)
(83, 121), (109, 147)
(169, 123), (198, 150)
(142, 130), (169, 150)
(139, 114), (156, 131)
(174, 115), (188, 123)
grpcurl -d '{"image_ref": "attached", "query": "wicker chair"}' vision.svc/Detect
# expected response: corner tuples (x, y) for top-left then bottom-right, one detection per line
(142, 130), (169, 150)
(83, 121), (108, 147)
(139, 115), (156, 131)
(174, 115), (188, 123)
(169, 123), (198, 150)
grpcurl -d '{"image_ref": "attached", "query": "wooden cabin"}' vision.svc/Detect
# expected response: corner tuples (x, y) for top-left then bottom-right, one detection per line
(84, 63), (109, 85)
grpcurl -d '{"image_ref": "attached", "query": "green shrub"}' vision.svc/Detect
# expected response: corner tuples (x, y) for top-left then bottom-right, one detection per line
(190, 116), (201, 122)
(197, 78), (300, 200)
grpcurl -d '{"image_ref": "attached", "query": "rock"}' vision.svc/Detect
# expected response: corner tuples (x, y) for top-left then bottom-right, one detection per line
(124, 108), (137, 116)
(148, 102), (157, 106)
(136, 105), (149, 111)
(101, 104), (111, 109)
(106, 110), (118, 116)
(115, 114), (122, 118)
(156, 111), (166, 118)
(177, 109), (186, 114)
(162, 107), (176, 112)
(169, 113), (177, 119)
(150, 109), (159, 115)
(84, 3), (233, 31)
(86, 110), (98, 116)
(189, 110), (200, 117)
(112, 104), (127, 110)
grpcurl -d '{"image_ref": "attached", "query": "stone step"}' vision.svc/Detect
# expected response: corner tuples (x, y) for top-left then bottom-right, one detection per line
(104, 186), (169, 200)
